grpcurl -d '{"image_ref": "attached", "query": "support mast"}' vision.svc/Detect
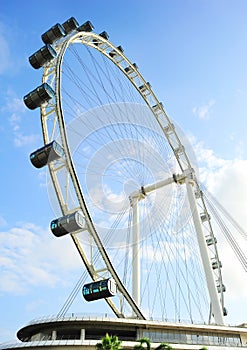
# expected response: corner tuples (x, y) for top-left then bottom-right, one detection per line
(185, 174), (224, 325)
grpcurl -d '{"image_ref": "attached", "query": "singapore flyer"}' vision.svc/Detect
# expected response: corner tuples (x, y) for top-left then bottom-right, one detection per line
(23, 17), (247, 326)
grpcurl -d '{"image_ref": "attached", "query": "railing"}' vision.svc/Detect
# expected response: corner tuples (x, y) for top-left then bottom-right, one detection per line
(23, 313), (242, 328)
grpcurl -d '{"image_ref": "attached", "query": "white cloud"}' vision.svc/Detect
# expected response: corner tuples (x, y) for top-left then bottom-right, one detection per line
(7, 97), (26, 133)
(14, 132), (40, 148)
(87, 182), (128, 215)
(237, 88), (247, 97)
(1, 93), (40, 148)
(234, 140), (245, 159)
(194, 140), (247, 224)
(37, 169), (47, 188)
(6, 96), (26, 115)
(192, 138), (247, 324)
(192, 99), (215, 120)
(0, 24), (11, 74)
(143, 241), (192, 263)
(0, 214), (7, 228)
(0, 222), (81, 295)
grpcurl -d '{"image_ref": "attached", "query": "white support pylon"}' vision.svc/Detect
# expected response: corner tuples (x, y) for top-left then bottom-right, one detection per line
(129, 175), (176, 310)
(131, 197), (140, 308)
(185, 173), (224, 325)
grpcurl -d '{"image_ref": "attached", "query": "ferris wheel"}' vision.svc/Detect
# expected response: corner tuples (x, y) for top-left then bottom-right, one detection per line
(24, 17), (227, 325)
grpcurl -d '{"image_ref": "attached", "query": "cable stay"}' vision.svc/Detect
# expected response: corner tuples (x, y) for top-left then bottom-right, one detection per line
(203, 186), (247, 241)
(202, 187), (247, 273)
(57, 205), (130, 317)
(57, 270), (88, 318)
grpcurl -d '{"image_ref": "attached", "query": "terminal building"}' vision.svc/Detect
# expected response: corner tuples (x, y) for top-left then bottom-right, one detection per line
(1, 316), (247, 350)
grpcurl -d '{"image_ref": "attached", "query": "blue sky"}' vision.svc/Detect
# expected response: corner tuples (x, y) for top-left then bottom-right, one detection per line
(0, 0), (247, 343)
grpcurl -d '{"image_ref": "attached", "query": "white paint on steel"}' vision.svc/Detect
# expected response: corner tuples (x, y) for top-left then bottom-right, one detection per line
(185, 173), (224, 325)
(39, 29), (225, 323)
(132, 197), (140, 308)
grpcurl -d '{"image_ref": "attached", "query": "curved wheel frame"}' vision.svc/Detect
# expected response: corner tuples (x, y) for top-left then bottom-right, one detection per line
(38, 29), (225, 323)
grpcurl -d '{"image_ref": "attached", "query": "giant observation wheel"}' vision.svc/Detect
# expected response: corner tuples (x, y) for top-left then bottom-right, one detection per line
(24, 17), (227, 325)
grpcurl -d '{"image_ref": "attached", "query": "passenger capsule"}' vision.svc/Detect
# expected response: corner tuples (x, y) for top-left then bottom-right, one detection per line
(124, 63), (138, 74)
(206, 236), (217, 246)
(152, 102), (163, 113)
(212, 260), (222, 270)
(223, 307), (228, 316)
(23, 83), (55, 110)
(50, 211), (86, 237)
(62, 17), (79, 34)
(109, 45), (124, 58)
(99, 31), (109, 40)
(93, 31), (109, 46)
(82, 278), (117, 302)
(77, 20), (94, 32)
(29, 44), (57, 69)
(200, 212), (211, 222)
(41, 23), (65, 44)
(30, 141), (64, 168)
(139, 82), (151, 93)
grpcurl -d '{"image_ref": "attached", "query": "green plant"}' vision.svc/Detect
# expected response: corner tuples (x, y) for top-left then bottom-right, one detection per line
(134, 337), (151, 350)
(96, 333), (122, 350)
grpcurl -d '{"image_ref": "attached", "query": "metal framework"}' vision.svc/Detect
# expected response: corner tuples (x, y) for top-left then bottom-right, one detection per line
(37, 29), (225, 324)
